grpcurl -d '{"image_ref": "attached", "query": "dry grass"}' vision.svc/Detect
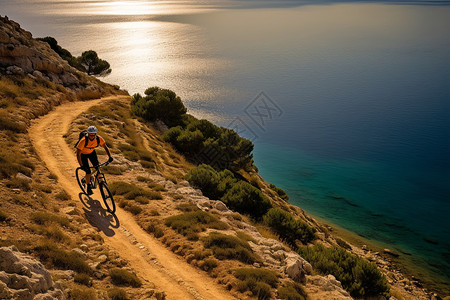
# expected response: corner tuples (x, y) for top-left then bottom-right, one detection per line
(109, 268), (142, 287)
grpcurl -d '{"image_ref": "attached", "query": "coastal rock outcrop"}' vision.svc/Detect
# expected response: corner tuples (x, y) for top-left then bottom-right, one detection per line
(0, 246), (64, 299)
(0, 15), (119, 93)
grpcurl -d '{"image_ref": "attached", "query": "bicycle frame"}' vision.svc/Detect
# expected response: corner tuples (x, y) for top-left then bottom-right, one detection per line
(76, 160), (115, 213)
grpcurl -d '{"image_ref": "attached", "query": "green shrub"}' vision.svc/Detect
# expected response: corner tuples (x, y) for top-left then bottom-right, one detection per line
(38, 184), (53, 193)
(0, 110), (27, 133)
(0, 158), (32, 179)
(186, 164), (220, 199)
(134, 196), (149, 204)
(103, 165), (123, 175)
(109, 268), (142, 287)
(263, 208), (316, 247)
(162, 126), (183, 144)
(235, 268), (277, 300)
(131, 87), (187, 127)
(108, 288), (128, 300)
(121, 203), (142, 215)
(175, 203), (197, 212)
(137, 176), (148, 182)
(269, 183), (289, 201)
(34, 242), (91, 274)
(234, 268), (278, 288)
(221, 181), (272, 220)
(160, 110), (254, 169)
(298, 244), (389, 298)
(199, 258), (218, 272)
(69, 286), (97, 300)
(109, 181), (158, 200)
(74, 273), (92, 286)
(39, 224), (69, 242)
(6, 177), (31, 191)
(203, 232), (258, 264)
(175, 129), (204, 154)
(335, 237), (352, 250)
(55, 190), (71, 201)
(277, 282), (307, 300)
(147, 224), (165, 238)
(148, 182), (166, 192)
(30, 211), (71, 228)
(165, 210), (228, 240)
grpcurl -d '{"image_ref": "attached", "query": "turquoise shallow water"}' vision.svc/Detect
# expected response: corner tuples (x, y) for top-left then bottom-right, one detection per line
(3, 0), (450, 286)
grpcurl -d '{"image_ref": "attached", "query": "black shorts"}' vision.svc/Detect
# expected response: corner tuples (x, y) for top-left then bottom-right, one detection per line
(80, 151), (99, 174)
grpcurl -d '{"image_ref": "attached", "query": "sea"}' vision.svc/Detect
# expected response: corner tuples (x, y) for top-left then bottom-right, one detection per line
(2, 0), (449, 289)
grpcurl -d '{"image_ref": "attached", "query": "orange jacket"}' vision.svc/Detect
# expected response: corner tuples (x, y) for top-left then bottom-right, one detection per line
(76, 135), (105, 154)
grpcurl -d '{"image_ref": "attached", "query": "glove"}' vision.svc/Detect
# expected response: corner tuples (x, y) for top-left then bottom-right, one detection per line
(108, 156), (114, 163)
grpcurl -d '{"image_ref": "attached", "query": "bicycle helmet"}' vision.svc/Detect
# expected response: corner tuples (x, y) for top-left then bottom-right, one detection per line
(87, 126), (97, 134)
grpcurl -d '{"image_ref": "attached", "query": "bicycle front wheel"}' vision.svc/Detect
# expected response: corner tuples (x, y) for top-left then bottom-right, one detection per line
(76, 167), (87, 194)
(99, 182), (116, 214)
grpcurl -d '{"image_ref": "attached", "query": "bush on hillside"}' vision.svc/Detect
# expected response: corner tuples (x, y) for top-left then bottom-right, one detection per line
(69, 286), (97, 300)
(234, 268), (278, 300)
(108, 288), (128, 300)
(269, 183), (289, 201)
(153, 97), (254, 170)
(131, 87), (187, 127)
(277, 282), (307, 300)
(221, 181), (272, 220)
(34, 242), (92, 274)
(203, 232), (259, 264)
(165, 210), (228, 240)
(38, 37), (111, 76)
(263, 208), (316, 247)
(298, 244), (389, 298)
(185, 164), (220, 199)
(109, 268), (142, 287)
(109, 181), (161, 201)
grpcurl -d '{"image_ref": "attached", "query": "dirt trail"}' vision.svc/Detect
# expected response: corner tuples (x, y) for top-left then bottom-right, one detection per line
(29, 96), (236, 300)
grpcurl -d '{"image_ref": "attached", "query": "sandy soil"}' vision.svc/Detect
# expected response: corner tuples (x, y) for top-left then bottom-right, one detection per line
(29, 96), (236, 300)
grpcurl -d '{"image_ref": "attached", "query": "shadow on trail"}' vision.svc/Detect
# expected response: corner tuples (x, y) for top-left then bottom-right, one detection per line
(79, 193), (120, 237)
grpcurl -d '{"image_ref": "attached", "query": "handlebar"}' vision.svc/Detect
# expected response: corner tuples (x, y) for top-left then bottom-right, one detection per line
(91, 160), (111, 169)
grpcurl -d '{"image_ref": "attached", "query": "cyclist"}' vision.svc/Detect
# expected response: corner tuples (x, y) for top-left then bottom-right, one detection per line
(76, 126), (113, 195)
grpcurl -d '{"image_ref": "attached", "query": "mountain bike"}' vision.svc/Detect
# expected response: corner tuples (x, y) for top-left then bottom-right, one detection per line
(76, 161), (116, 214)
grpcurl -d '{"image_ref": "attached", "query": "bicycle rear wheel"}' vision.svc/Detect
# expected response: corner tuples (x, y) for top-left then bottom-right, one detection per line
(76, 167), (87, 194)
(99, 182), (116, 214)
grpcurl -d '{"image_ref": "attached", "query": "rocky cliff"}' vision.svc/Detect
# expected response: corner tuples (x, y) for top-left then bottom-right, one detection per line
(0, 15), (117, 93)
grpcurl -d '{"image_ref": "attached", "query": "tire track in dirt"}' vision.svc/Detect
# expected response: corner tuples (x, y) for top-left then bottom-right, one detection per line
(29, 96), (236, 300)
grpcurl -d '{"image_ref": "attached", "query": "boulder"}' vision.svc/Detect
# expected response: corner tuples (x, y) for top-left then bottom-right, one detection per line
(15, 172), (32, 183)
(6, 65), (24, 76)
(0, 246), (64, 299)
(214, 201), (228, 212)
(305, 275), (352, 299)
(285, 254), (312, 283)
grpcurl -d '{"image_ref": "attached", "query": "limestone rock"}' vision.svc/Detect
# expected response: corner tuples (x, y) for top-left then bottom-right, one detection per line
(214, 201), (228, 212)
(71, 248), (88, 259)
(285, 255), (312, 283)
(97, 254), (108, 264)
(305, 275), (352, 300)
(6, 65), (24, 76)
(0, 246), (64, 299)
(15, 172), (32, 183)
